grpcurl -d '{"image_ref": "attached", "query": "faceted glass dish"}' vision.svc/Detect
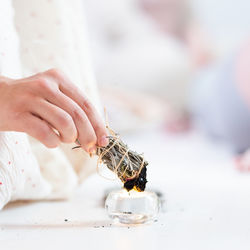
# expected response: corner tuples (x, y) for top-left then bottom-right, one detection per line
(105, 189), (160, 224)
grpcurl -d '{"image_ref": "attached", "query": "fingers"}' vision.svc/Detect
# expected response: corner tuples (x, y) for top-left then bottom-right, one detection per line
(44, 69), (108, 148)
(20, 113), (60, 148)
(45, 92), (97, 153)
(31, 99), (77, 144)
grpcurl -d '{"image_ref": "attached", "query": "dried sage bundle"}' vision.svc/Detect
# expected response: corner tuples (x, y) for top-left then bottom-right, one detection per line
(73, 134), (148, 192)
(96, 135), (148, 192)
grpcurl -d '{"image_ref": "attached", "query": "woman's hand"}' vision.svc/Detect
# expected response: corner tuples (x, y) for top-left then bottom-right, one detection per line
(0, 69), (108, 152)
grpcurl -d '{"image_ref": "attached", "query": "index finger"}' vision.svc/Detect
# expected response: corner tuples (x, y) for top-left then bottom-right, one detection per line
(44, 68), (109, 147)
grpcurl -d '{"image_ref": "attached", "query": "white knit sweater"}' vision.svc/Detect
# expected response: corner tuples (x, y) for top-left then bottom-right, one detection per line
(0, 0), (100, 209)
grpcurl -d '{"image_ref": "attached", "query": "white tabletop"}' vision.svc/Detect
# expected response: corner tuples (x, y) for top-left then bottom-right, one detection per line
(1, 129), (250, 250)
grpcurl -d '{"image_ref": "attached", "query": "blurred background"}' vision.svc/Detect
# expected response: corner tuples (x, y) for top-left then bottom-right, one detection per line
(83, 0), (245, 127)
(83, 0), (250, 154)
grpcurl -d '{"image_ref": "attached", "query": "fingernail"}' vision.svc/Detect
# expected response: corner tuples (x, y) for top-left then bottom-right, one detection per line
(99, 135), (108, 147)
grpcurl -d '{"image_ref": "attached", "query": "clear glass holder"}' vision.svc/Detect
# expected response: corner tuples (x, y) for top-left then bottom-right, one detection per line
(105, 189), (160, 224)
